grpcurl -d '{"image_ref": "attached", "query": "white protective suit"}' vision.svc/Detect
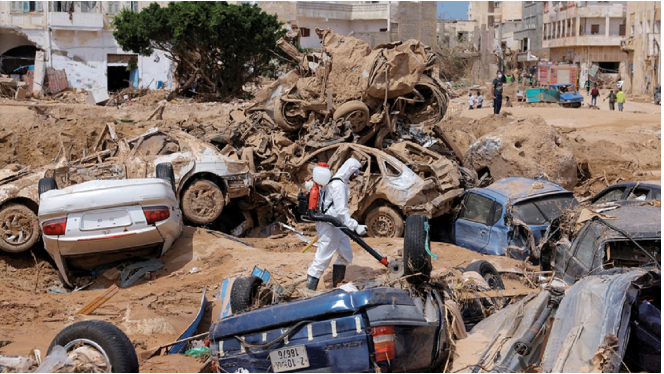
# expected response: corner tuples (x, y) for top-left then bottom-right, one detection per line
(307, 158), (362, 279)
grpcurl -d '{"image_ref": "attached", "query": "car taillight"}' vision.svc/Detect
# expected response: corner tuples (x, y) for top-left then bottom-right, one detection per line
(42, 218), (67, 236)
(371, 325), (395, 362)
(142, 206), (170, 224)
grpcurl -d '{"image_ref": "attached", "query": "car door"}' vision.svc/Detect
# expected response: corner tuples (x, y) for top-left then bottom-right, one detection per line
(454, 192), (495, 253)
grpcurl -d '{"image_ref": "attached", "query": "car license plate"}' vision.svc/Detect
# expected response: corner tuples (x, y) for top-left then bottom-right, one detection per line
(81, 209), (132, 230)
(269, 345), (310, 373)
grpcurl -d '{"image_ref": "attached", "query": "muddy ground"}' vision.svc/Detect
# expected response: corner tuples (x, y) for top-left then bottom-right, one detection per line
(0, 94), (660, 372)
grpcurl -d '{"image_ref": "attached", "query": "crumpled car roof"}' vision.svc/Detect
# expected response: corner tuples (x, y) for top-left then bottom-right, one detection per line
(473, 176), (570, 203)
(590, 204), (661, 240)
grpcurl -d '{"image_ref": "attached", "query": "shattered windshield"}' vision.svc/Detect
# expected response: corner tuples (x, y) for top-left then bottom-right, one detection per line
(603, 239), (661, 268)
(512, 195), (577, 225)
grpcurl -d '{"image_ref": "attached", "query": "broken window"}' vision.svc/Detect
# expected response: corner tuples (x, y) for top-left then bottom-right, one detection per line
(459, 193), (493, 224)
(591, 24), (600, 35)
(627, 188), (650, 201)
(603, 239), (661, 268)
(595, 187), (625, 203)
(300, 28), (311, 37)
(383, 161), (401, 177)
(512, 196), (577, 225)
(53, 1), (73, 12)
(572, 229), (597, 268)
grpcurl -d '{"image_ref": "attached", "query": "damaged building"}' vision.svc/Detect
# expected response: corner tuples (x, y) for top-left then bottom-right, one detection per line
(0, 1), (173, 94)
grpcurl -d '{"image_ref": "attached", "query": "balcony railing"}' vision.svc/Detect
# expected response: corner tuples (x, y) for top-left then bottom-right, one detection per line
(297, 2), (388, 20)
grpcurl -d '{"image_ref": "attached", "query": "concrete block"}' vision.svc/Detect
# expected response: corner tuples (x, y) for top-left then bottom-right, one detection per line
(14, 87), (26, 100)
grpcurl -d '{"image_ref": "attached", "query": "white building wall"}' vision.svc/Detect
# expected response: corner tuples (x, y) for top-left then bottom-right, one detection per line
(297, 17), (352, 49)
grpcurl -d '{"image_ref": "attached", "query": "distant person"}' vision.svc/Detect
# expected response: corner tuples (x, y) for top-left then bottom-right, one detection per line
(616, 88), (626, 111)
(476, 92), (484, 108)
(468, 92), (475, 110)
(492, 71), (504, 114)
(505, 96), (512, 107)
(590, 85), (600, 107)
(584, 80), (591, 95)
(604, 90), (617, 111)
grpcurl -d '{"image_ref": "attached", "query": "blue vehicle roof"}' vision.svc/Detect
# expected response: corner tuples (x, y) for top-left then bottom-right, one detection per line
(471, 177), (572, 204)
(550, 83), (574, 87)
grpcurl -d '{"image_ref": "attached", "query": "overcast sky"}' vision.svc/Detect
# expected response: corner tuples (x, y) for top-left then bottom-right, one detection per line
(437, 1), (469, 21)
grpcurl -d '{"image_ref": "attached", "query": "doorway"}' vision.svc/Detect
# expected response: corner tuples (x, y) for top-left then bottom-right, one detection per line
(107, 66), (130, 92)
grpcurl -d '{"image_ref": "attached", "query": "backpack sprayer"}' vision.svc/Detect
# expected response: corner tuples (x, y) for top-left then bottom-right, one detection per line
(297, 163), (388, 267)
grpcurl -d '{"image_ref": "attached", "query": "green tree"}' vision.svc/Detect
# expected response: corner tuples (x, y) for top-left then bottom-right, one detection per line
(112, 1), (287, 99)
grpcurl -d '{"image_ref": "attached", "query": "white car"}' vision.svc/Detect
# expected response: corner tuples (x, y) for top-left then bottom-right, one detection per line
(38, 167), (182, 287)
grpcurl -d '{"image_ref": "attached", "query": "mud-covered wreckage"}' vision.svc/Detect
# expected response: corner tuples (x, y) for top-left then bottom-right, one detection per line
(209, 28), (470, 237)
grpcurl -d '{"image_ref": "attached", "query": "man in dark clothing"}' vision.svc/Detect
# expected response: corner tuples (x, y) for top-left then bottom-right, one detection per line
(584, 80), (591, 95)
(492, 71), (504, 115)
(590, 85), (600, 107)
(604, 90), (616, 111)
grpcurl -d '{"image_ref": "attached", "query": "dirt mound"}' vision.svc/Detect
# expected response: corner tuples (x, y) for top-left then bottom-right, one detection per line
(463, 115), (578, 189)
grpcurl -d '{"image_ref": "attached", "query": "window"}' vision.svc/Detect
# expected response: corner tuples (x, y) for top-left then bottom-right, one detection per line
(379, 28), (387, 32)
(619, 24), (625, 36)
(107, 1), (121, 15)
(12, 1), (42, 13)
(383, 162), (401, 177)
(572, 228), (597, 268)
(300, 28), (311, 37)
(631, 25), (634, 36)
(81, 1), (98, 13)
(459, 193), (494, 224)
(53, 1), (73, 12)
(512, 196), (577, 225)
(627, 188), (650, 201)
(595, 188), (625, 203)
(591, 24), (600, 35)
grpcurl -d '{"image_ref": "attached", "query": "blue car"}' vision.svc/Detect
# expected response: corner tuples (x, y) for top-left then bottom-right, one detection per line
(452, 177), (578, 261)
(549, 83), (583, 108)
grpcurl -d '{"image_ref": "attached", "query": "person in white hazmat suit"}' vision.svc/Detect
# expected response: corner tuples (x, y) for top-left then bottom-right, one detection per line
(306, 158), (368, 291)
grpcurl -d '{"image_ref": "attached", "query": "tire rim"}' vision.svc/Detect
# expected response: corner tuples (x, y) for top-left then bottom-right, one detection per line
(371, 214), (396, 237)
(344, 111), (367, 132)
(0, 211), (33, 246)
(63, 338), (112, 372)
(485, 274), (498, 289)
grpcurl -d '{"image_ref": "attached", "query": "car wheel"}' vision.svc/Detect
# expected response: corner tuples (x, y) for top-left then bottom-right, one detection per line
(156, 162), (176, 193)
(465, 260), (505, 289)
(333, 101), (370, 133)
(0, 203), (40, 253)
(402, 215), (432, 285)
(230, 275), (264, 314)
(48, 320), (138, 373)
(366, 206), (404, 238)
(274, 96), (305, 131)
(38, 177), (58, 195)
(181, 179), (225, 225)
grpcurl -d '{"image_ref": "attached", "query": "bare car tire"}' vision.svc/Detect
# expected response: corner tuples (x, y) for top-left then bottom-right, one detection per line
(181, 179), (225, 225)
(156, 162), (176, 193)
(366, 206), (404, 238)
(333, 101), (370, 133)
(38, 177), (58, 195)
(465, 260), (504, 289)
(230, 275), (264, 314)
(402, 215), (432, 285)
(48, 320), (139, 373)
(0, 203), (40, 253)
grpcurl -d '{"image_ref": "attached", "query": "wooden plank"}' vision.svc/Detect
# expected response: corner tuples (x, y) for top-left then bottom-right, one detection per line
(76, 284), (119, 315)
(458, 286), (537, 300)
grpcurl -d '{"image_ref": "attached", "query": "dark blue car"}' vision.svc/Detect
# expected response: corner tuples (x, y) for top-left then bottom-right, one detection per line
(209, 286), (449, 373)
(452, 177), (578, 260)
(549, 83), (583, 108)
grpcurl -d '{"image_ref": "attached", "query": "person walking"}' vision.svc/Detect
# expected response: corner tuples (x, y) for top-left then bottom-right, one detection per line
(476, 92), (484, 109)
(306, 158), (367, 291)
(616, 88), (626, 112)
(604, 90), (617, 111)
(584, 80), (591, 95)
(492, 71), (504, 115)
(590, 85), (600, 107)
(468, 92), (475, 110)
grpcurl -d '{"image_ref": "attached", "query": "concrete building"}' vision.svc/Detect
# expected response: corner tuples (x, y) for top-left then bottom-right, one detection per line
(513, 1), (548, 68)
(621, 1), (660, 95)
(0, 1), (172, 94)
(258, 1), (437, 50)
(542, 1), (628, 88)
(438, 20), (478, 50)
